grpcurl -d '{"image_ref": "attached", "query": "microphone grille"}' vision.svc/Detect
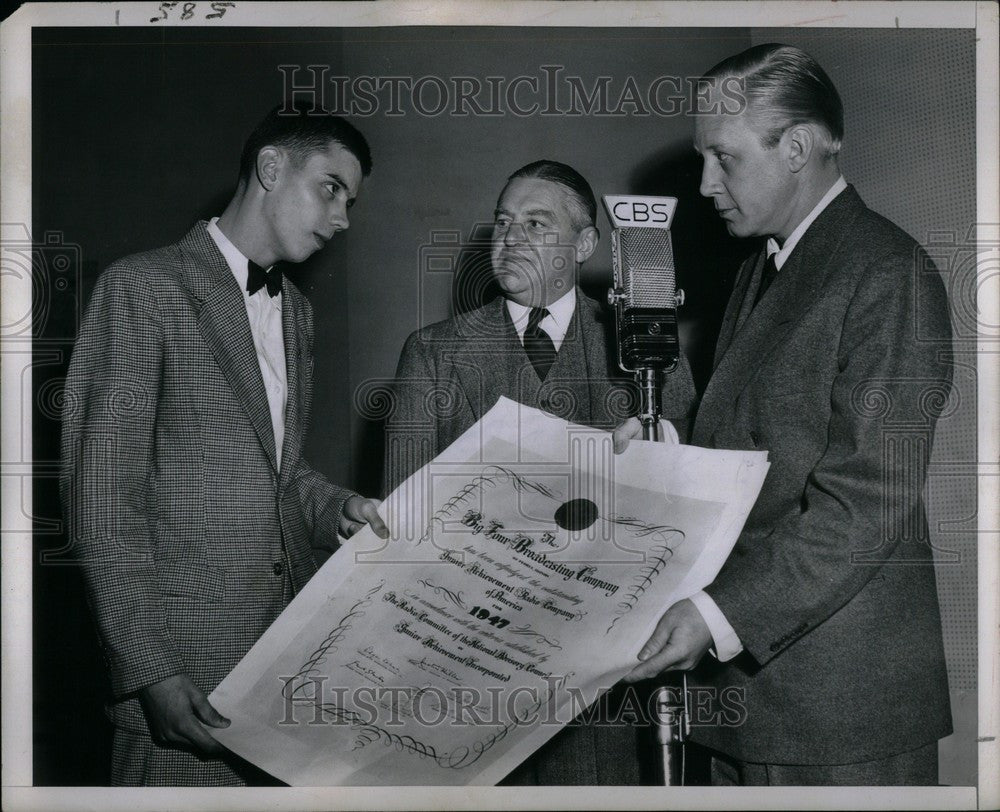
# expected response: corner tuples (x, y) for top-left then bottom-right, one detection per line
(619, 228), (675, 308)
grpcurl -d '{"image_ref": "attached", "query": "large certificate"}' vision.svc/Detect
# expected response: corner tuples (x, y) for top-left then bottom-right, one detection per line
(209, 398), (768, 785)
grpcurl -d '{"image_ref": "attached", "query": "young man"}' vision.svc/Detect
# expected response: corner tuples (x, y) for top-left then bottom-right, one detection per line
(61, 105), (388, 786)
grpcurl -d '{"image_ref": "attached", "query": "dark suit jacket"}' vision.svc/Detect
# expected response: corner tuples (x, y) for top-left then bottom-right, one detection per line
(384, 287), (697, 494)
(60, 223), (353, 781)
(384, 288), (697, 785)
(689, 186), (953, 764)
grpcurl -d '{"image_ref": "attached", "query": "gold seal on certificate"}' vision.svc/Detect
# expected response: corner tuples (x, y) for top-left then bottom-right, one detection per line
(209, 398), (768, 785)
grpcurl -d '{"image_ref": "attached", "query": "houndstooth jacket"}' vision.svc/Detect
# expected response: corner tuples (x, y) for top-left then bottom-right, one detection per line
(60, 222), (354, 747)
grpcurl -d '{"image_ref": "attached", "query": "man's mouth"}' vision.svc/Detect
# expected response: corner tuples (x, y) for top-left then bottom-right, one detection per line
(496, 250), (534, 268)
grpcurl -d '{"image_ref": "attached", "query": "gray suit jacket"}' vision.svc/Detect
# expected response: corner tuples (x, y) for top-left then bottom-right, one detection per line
(384, 287), (697, 494)
(60, 223), (353, 782)
(689, 186), (953, 764)
(384, 288), (697, 784)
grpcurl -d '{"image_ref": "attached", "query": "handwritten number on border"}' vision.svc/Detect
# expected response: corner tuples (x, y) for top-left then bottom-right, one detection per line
(150, 1), (235, 23)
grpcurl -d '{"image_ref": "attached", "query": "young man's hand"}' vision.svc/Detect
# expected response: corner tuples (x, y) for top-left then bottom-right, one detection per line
(139, 673), (230, 756)
(340, 495), (390, 539)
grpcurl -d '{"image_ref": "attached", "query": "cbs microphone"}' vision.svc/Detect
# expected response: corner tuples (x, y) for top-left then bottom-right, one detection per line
(602, 194), (684, 442)
(605, 195), (691, 785)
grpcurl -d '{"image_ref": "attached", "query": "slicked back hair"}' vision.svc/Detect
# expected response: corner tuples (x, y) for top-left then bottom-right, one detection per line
(502, 160), (597, 232)
(238, 103), (373, 184)
(704, 44), (844, 156)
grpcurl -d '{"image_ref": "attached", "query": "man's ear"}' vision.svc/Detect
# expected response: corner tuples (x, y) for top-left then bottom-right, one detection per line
(784, 125), (815, 173)
(255, 146), (282, 191)
(575, 226), (599, 264)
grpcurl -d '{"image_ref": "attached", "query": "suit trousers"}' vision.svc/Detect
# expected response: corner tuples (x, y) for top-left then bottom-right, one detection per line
(708, 741), (939, 786)
(498, 683), (659, 785)
(110, 728), (284, 786)
(109, 572), (296, 787)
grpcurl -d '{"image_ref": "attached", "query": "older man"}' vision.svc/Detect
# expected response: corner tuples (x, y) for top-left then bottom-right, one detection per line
(385, 159), (697, 784)
(617, 44), (953, 786)
(61, 105), (388, 786)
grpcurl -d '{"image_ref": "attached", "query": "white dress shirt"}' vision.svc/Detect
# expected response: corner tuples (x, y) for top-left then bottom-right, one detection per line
(505, 288), (576, 351)
(207, 218), (287, 470)
(692, 175), (848, 662)
(767, 176), (848, 268)
(507, 290), (681, 444)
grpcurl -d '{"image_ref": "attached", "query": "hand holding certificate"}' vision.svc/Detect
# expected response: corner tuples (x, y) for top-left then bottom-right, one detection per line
(209, 397), (768, 785)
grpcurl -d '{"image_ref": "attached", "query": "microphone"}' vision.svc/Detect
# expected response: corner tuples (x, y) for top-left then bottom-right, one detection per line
(602, 194), (684, 441)
(605, 196), (690, 787)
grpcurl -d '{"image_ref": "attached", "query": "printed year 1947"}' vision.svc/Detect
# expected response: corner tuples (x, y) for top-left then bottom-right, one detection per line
(469, 606), (510, 629)
(150, 2), (235, 23)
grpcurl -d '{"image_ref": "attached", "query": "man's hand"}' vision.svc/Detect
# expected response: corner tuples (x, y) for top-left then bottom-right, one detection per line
(612, 417), (679, 454)
(622, 598), (713, 682)
(139, 674), (230, 756)
(612, 417), (643, 454)
(340, 495), (390, 539)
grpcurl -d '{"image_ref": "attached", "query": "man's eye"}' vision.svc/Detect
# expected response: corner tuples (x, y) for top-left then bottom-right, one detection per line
(324, 183), (341, 197)
(528, 220), (546, 229)
(494, 219), (510, 229)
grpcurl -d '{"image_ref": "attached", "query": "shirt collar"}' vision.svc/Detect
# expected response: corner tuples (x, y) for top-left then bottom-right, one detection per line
(766, 175), (847, 269)
(207, 217), (280, 302)
(505, 287), (576, 342)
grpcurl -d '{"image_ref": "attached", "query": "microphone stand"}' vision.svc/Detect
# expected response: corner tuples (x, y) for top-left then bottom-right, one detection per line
(653, 682), (690, 786)
(636, 368), (664, 442)
(634, 365), (690, 787)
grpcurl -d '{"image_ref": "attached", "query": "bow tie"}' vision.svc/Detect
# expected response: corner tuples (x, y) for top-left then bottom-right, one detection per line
(247, 260), (282, 298)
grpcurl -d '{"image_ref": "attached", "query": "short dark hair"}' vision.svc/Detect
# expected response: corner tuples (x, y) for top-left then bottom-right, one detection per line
(503, 160), (597, 231)
(704, 44), (844, 155)
(238, 103), (373, 183)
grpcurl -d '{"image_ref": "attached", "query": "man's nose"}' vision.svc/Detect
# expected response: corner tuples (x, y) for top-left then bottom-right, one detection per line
(699, 161), (721, 199)
(504, 223), (527, 246)
(330, 203), (349, 233)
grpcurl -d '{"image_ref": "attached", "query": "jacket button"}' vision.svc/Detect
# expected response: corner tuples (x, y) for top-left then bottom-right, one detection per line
(272, 561), (284, 576)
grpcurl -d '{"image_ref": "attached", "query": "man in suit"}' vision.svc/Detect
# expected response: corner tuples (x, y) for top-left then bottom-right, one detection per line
(61, 105), (388, 786)
(616, 44), (953, 785)
(385, 160), (697, 784)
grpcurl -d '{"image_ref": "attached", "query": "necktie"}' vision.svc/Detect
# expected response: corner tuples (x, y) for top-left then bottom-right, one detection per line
(247, 260), (282, 298)
(753, 252), (778, 308)
(523, 307), (557, 381)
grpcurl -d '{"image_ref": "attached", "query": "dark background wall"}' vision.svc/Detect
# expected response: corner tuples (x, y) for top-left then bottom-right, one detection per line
(30, 25), (977, 786)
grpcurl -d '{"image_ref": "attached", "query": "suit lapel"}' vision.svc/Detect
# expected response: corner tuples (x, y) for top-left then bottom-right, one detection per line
(453, 298), (528, 418)
(707, 246), (763, 371)
(450, 291), (612, 425)
(695, 187), (863, 443)
(278, 283), (318, 587)
(180, 223), (279, 473)
(542, 295), (590, 422)
(574, 289), (614, 425)
(279, 286), (305, 485)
